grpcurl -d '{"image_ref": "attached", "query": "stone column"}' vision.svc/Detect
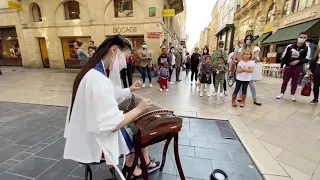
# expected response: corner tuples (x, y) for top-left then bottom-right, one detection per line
(45, 28), (65, 69)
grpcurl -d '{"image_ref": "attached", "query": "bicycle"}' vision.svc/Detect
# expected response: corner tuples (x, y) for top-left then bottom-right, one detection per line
(227, 62), (237, 87)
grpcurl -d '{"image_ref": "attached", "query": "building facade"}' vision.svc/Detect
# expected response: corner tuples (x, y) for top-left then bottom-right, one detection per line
(215, 0), (241, 52)
(0, 0), (185, 69)
(198, 26), (210, 50)
(208, 2), (219, 51)
(234, 0), (320, 62)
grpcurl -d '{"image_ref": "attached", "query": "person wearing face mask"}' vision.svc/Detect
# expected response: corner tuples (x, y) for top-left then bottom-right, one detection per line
(139, 41), (153, 88)
(63, 35), (160, 180)
(168, 47), (176, 85)
(237, 35), (262, 106)
(211, 41), (228, 96)
(277, 32), (311, 102)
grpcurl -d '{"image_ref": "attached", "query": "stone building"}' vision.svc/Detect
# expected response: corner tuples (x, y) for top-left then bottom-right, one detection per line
(234, 0), (320, 62)
(0, 0), (186, 69)
(208, 2), (219, 51)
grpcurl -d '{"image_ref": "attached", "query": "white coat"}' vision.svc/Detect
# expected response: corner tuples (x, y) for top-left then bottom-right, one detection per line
(63, 67), (132, 179)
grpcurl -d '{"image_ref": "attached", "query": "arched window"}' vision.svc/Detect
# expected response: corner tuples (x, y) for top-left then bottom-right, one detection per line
(255, 12), (261, 24)
(31, 3), (42, 22)
(114, 0), (133, 18)
(283, 0), (292, 17)
(64, 1), (80, 20)
(266, 4), (276, 24)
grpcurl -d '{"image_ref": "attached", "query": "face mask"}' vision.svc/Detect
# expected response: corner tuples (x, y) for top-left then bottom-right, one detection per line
(297, 38), (306, 44)
(142, 45), (147, 49)
(246, 40), (251, 46)
(171, 49), (175, 53)
(219, 48), (224, 51)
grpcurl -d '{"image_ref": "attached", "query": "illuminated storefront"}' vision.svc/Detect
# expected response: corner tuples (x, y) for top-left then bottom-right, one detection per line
(0, 27), (22, 66)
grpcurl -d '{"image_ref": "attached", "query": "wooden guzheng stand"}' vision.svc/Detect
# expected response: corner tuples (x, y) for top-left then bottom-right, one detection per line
(118, 93), (185, 180)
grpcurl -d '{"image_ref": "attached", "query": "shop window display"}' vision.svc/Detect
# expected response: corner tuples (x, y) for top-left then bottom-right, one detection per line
(61, 37), (90, 68)
(114, 0), (133, 17)
(0, 28), (22, 66)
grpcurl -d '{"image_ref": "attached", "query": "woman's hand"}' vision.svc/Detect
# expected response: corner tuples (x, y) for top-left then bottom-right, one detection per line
(136, 99), (152, 112)
(130, 81), (142, 92)
(308, 70), (313, 77)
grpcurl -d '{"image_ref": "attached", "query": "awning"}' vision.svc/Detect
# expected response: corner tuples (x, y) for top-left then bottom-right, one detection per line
(263, 19), (320, 44)
(254, 32), (271, 45)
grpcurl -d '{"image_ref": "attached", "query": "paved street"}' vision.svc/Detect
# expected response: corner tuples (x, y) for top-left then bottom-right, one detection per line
(0, 67), (320, 180)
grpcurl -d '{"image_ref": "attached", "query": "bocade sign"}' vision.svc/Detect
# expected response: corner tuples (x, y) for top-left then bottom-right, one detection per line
(113, 26), (138, 34)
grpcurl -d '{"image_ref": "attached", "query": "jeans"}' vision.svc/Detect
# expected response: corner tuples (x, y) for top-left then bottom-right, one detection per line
(239, 81), (257, 99)
(120, 63), (133, 88)
(233, 80), (250, 95)
(281, 65), (303, 95)
(141, 66), (152, 83)
(169, 65), (174, 82)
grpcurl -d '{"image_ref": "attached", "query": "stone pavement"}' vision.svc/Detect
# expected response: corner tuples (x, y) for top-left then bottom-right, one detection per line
(0, 67), (320, 180)
(0, 101), (262, 180)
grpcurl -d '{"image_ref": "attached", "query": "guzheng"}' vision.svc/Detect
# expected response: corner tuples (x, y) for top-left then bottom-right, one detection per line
(118, 93), (182, 144)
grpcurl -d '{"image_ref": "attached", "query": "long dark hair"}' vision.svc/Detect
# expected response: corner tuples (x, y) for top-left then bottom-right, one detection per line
(69, 35), (131, 121)
(202, 46), (210, 56)
(243, 34), (254, 53)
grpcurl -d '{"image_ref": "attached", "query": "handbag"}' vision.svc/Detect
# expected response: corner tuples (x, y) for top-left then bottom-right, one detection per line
(301, 77), (312, 96)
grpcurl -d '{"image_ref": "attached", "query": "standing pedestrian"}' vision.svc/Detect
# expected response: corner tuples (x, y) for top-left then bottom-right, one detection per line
(308, 47), (320, 105)
(185, 52), (191, 74)
(77, 41), (89, 68)
(139, 41), (153, 88)
(159, 62), (170, 92)
(213, 57), (227, 98)
(132, 49), (142, 77)
(276, 32), (311, 101)
(168, 47), (176, 85)
(175, 47), (183, 82)
(237, 35), (262, 106)
(211, 41), (228, 96)
(199, 46), (210, 92)
(190, 47), (201, 85)
(199, 55), (213, 97)
(120, 53), (133, 88)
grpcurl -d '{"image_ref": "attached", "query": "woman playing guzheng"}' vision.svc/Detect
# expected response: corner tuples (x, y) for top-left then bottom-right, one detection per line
(63, 35), (160, 179)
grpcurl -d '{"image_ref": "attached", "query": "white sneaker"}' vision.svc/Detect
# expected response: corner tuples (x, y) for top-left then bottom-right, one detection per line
(207, 93), (211, 97)
(276, 93), (284, 99)
(224, 92), (228, 96)
(291, 95), (296, 102)
(149, 84), (153, 88)
(159, 89), (163, 92)
(170, 82), (175, 85)
(220, 93), (224, 98)
(165, 89), (169, 92)
(212, 92), (217, 97)
(200, 92), (203, 97)
(142, 83), (146, 88)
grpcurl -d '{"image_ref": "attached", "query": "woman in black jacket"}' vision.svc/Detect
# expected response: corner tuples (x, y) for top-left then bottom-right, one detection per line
(190, 47), (201, 85)
(308, 47), (320, 104)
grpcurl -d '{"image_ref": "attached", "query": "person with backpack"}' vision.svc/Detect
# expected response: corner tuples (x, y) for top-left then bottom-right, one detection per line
(276, 32), (311, 102)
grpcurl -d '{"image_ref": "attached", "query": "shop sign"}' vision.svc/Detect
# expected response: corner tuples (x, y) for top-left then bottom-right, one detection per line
(284, 11), (317, 25)
(7, 0), (22, 11)
(162, 9), (175, 17)
(149, 7), (156, 17)
(147, 32), (163, 39)
(246, 30), (254, 35)
(113, 26), (138, 34)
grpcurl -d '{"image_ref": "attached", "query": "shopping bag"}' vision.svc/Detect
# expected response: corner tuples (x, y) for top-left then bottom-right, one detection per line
(301, 78), (312, 96)
(251, 62), (263, 81)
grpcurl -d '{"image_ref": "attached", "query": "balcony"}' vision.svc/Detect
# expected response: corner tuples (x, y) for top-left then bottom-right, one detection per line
(168, 0), (184, 14)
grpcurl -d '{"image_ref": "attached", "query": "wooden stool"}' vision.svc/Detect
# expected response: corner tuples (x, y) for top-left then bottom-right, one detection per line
(125, 132), (185, 180)
(81, 160), (117, 180)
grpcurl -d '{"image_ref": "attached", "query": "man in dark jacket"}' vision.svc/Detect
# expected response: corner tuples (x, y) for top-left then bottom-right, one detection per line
(190, 47), (201, 85)
(175, 47), (183, 82)
(277, 32), (311, 101)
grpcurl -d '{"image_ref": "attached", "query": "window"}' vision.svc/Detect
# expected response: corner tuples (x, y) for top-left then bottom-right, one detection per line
(61, 37), (90, 68)
(114, 0), (133, 18)
(283, 0), (292, 16)
(293, 0), (306, 11)
(31, 3), (42, 22)
(0, 28), (22, 66)
(255, 12), (261, 24)
(64, 1), (80, 20)
(266, 4), (276, 24)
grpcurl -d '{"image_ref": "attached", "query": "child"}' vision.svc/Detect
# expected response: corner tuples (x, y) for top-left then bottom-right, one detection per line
(232, 50), (255, 107)
(199, 55), (213, 97)
(213, 57), (227, 98)
(159, 62), (170, 92)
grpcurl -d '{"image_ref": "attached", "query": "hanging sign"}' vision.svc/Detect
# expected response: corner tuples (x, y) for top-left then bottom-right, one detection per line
(7, 0), (22, 11)
(162, 9), (175, 17)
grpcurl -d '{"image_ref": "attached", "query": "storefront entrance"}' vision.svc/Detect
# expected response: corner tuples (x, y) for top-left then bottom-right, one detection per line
(0, 27), (22, 66)
(38, 38), (49, 68)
